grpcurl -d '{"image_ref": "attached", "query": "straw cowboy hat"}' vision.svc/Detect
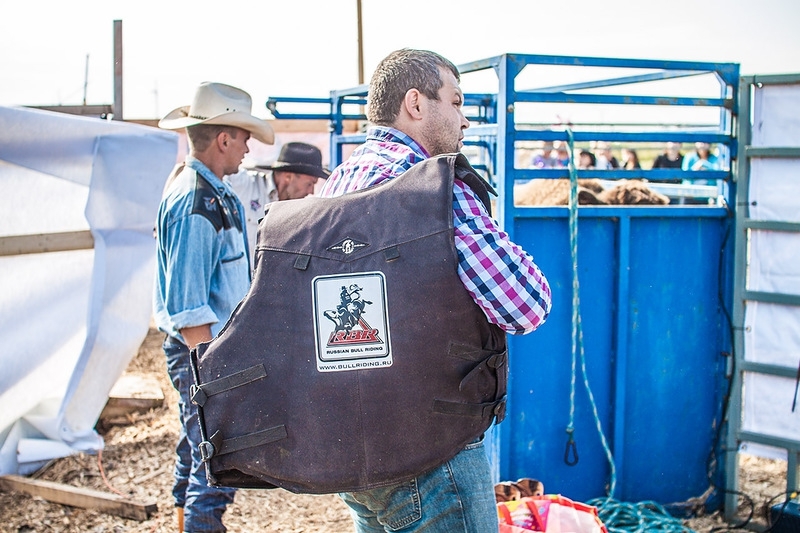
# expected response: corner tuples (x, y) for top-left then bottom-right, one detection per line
(253, 142), (330, 179)
(159, 82), (274, 145)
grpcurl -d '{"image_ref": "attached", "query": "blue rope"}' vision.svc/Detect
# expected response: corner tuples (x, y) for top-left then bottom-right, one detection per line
(564, 132), (696, 532)
(564, 130), (616, 497)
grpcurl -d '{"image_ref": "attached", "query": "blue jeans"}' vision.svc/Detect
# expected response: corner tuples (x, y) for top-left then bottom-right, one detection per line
(339, 438), (497, 532)
(164, 337), (236, 532)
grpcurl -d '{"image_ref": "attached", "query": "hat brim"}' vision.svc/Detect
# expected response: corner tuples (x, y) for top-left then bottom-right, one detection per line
(256, 161), (330, 180)
(159, 106), (275, 145)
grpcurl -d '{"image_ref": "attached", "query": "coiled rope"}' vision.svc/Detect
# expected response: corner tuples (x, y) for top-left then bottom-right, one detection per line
(588, 498), (697, 533)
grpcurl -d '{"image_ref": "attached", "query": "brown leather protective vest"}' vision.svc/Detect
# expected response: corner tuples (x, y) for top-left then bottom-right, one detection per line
(191, 153), (508, 494)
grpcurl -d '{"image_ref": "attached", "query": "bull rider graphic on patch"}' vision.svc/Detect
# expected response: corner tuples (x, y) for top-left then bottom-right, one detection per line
(312, 272), (392, 372)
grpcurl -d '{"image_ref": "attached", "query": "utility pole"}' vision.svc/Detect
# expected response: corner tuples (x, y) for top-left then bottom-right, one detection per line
(153, 81), (159, 120)
(356, 0), (364, 85)
(113, 20), (123, 120)
(82, 54), (89, 106)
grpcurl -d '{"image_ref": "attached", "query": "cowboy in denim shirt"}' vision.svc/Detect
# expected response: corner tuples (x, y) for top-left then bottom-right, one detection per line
(154, 155), (251, 342)
(155, 82), (274, 533)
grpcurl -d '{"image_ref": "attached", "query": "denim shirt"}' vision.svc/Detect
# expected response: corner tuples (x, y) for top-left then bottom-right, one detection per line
(153, 156), (251, 344)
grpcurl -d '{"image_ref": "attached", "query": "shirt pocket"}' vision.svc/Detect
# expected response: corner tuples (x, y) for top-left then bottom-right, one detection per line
(221, 251), (245, 264)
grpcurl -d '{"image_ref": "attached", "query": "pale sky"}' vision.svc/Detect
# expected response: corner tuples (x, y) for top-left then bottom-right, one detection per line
(2, 0), (799, 120)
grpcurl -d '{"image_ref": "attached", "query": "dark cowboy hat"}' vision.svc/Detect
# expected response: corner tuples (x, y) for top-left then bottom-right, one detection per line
(256, 142), (330, 179)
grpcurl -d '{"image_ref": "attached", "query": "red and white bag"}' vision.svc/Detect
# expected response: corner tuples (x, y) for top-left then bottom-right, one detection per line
(497, 495), (608, 533)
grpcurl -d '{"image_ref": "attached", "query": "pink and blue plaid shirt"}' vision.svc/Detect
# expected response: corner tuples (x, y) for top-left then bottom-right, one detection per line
(319, 126), (551, 335)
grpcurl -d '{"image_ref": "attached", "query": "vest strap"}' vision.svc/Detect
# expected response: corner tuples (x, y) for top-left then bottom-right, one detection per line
(459, 350), (507, 391)
(433, 396), (507, 422)
(448, 342), (497, 362)
(200, 425), (288, 462)
(191, 364), (267, 407)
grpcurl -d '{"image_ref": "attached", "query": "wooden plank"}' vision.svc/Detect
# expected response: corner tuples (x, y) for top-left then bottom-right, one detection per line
(126, 118), (363, 133)
(100, 374), (164, 420)
(26, 104), (114, 117)
(101, 396), (165, 420)
(0, 475), (157, 521)
(0, 231), (94, 257)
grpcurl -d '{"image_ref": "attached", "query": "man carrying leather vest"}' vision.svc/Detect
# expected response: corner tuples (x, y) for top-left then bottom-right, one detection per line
(319, 48), (552, 533)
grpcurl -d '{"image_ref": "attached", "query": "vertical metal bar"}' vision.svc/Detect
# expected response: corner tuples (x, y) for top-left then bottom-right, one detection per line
(113, 20), (123, 120)
(725, 75), (753, 520)
(497, 54), (527, 481)
(613, 214), (631, 491)
(496, 53), (513, 481)
(329, 91), (344, 169)
(496, 54), (521, 239)
(789, 451), (799, 495)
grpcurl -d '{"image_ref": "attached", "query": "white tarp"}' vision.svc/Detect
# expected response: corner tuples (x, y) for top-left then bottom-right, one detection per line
(741, 83), (800, 459)
(0, 106), (178, 474)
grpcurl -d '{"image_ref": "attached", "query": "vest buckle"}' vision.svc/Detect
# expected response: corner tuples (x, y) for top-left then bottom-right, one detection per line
(199, 440), (216, 462)
(190, 384), (208, 406)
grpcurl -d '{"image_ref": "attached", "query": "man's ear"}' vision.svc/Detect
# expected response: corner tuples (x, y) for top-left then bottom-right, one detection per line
(216, 130), (230, 151)
(402, 88), (424, 120)
(272, 171), (288, 188)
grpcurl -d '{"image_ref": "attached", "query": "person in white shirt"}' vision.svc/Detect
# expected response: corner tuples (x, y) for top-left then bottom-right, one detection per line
(226, 142), (329, 266)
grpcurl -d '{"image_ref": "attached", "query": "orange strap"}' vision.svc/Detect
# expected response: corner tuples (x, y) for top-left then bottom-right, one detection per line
(523, 498), (545, 531)
(497, 499), (546, 531)
(498, 502), (515, 525)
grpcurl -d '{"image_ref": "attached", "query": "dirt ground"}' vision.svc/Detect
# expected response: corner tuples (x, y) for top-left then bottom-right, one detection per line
(0, 326), (789, 532)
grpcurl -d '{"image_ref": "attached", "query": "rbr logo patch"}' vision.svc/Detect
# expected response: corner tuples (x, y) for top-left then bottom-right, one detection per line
(327, 237), (368, 255)
(312, 272), (392, 372)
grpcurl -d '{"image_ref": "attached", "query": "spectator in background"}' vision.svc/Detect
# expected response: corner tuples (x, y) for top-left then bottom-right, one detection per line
(578, 150), (596, 169)
(652, 142), (684, 169)
(681, 142), (719, 171)
(226, 142), (329, 266)
(553, 142), (571, 168)
(650, 141), (684, 184)
(531, 141), (556, 168)
(594, 141), (619, 169)
(621, 148), (642, 170)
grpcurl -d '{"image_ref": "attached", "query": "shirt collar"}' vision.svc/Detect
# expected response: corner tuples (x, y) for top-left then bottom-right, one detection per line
(186, 155), (228, 192)
(366, 126), (431, 159)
